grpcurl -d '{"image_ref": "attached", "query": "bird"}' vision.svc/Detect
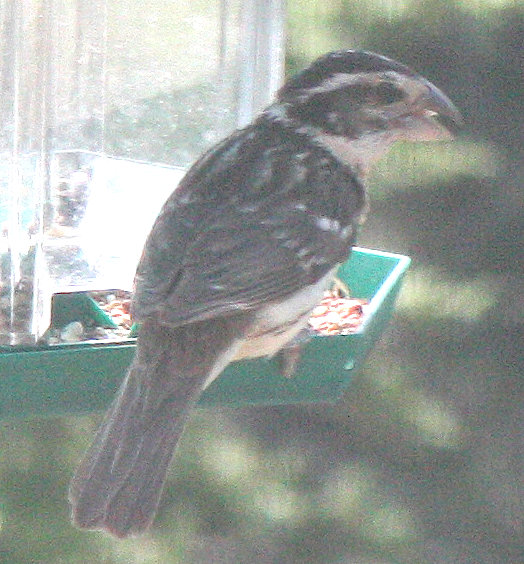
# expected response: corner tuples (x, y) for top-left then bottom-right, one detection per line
(69, 50), (462, 538)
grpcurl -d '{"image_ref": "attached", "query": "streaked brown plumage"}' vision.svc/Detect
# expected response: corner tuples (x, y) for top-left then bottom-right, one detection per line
(69, 50), (462, 538)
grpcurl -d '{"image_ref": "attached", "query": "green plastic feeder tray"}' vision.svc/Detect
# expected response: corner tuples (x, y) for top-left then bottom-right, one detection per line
(0, 247), (410, 419)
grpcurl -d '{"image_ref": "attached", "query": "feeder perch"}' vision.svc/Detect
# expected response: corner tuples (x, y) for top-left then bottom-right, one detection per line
(0, 247), (410, 418)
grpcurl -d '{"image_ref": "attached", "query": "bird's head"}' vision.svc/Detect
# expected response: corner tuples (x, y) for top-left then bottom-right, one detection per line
(269, 50), (463, 176)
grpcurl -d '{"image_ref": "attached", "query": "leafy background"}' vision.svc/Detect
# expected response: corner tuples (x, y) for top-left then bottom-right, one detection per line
(1, 0), (522, 562)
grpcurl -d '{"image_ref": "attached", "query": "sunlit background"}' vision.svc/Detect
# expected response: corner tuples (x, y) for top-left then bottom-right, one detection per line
(0, 0), (522, 562)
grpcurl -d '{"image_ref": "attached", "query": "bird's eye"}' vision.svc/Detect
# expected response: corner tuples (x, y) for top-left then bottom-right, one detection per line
(373, 82), (404, 105)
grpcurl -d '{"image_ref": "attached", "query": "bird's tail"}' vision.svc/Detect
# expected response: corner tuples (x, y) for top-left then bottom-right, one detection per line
(69, 319), (241, 538)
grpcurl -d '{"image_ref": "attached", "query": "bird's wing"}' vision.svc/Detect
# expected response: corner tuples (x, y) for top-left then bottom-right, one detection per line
(132, 123), (364, 326)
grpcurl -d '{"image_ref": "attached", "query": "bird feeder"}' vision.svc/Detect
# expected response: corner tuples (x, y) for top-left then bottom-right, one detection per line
(0, 0), (285, 346)
(0, 1), (409, 418)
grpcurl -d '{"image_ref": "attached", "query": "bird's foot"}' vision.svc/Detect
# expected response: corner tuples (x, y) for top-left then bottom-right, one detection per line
(276, 328), (313, 378)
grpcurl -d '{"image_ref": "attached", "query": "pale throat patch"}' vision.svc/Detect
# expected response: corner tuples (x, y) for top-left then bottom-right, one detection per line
(315, 130), (397, 178)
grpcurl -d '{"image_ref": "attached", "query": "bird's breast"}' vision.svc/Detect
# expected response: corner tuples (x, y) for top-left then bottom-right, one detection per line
(234, 266), (338, 360)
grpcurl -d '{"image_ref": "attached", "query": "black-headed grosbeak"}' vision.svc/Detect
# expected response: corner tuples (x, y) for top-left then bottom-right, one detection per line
(70, 50), (462, 537)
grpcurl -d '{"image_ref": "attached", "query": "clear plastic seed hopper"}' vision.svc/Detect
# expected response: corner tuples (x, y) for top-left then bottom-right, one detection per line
(0, 0), (409, 418)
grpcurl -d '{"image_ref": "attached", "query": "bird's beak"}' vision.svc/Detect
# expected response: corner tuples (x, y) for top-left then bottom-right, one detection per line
(423, 81), (464, 136)
(403, 79), (463, 142)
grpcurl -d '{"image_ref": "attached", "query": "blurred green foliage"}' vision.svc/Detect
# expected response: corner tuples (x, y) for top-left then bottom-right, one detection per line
(1, 0), (522, 562)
